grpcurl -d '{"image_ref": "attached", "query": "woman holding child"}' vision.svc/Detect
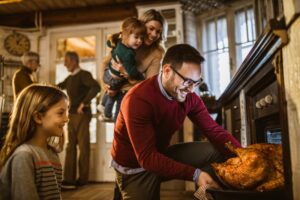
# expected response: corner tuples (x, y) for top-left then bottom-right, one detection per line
(99, 9), (167, 121)
(99, 9), (167, 200)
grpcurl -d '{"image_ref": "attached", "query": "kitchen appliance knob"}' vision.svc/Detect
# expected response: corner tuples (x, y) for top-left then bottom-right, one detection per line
(256, 101), (261, 109)
(265, 95), (273, 104)
(259, 98), (267, 107)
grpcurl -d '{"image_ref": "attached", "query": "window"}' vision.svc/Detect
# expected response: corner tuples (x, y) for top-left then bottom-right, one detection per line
(105, 123), (115, 143)
(201, 4), (256, 98)
(235, 6), (256, 68)
(202, 16), (230, 98)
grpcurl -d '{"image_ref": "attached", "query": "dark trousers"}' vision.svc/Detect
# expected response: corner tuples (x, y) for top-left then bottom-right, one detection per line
(102, 68), (127, 120)
(103, 68), (126, 90)
(64, 114), (91, 184)
(115, 141), (224, 200)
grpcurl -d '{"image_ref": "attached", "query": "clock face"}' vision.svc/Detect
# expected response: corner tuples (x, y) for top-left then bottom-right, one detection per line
(4, 32), (31, 56)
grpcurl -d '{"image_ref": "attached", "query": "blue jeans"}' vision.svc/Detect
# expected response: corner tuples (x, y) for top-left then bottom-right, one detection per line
(102, 91), (125, 121)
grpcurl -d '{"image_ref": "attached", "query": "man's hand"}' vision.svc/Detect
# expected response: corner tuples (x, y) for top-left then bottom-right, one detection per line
(197, 171), (220, 189)
(77, 103), (85, 114)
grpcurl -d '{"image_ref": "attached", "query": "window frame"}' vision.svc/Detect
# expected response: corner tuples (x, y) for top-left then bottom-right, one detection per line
(197, 0), (256, 98)
(201, 14), (231, 98)
(234, 6), (257, 68)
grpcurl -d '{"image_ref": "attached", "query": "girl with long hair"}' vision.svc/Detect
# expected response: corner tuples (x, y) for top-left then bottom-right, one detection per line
(0, 84), (68, 200)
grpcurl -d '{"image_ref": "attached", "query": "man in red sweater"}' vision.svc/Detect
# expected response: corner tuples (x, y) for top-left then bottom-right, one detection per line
(111, 44), (241, 199)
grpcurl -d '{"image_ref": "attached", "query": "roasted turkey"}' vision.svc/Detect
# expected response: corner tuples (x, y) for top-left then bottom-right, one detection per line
(212, 143), (284, 191)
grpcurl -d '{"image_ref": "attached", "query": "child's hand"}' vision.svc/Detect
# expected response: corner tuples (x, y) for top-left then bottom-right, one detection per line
(120, 70), (129, 78)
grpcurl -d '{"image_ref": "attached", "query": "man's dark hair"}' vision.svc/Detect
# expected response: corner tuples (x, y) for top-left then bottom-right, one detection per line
(162, 44), (205, 70)
(65, 51), (79, 64)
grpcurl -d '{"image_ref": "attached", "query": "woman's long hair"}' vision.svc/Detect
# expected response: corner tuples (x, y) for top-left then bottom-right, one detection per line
(139, 9), (167, 47)
(0, 84), (68, 169)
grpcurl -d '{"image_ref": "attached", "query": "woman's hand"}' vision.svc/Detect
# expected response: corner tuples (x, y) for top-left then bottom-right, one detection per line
(111, 56), (124, 71)
(104, 84), (118, 97)
(111, 56), (129, 78)
(197, 171), (220, 189)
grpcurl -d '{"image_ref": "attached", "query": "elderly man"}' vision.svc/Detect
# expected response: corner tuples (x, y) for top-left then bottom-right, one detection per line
(111, 44), (241, 199)
(12, 51), (40, 100)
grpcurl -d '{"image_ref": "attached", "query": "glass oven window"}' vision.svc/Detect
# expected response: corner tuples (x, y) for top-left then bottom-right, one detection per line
(265, 128), (282, 144)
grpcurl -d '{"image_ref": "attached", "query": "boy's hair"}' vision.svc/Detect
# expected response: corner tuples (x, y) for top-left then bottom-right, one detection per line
(22, 51), (39, 66)
(121, 17), (146, 37)
(0, 84), (68, 169)
(109, 17), (146, 46)
(139, 9), (167, 46)
(65, 51), (79, 64)
(162, 44), (205, 70)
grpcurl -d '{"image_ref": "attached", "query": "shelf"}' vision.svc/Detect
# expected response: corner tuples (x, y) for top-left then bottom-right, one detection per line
(166, 18), (176, 25)
(161, 9), (176, 19)
(167, 35), (177, 38)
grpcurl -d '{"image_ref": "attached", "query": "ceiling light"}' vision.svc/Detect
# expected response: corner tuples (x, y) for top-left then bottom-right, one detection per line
(0, 0), (22, 5)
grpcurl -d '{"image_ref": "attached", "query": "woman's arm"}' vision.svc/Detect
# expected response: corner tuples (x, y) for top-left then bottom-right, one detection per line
(99, 53), (112, 87)
(144, 48), (164, 78)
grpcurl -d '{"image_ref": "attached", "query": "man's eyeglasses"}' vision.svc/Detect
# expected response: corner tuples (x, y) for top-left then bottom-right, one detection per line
(170, 66), (202, 87)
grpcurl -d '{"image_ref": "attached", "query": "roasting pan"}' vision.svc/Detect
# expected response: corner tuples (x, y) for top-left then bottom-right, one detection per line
(206, 188), (285, 200)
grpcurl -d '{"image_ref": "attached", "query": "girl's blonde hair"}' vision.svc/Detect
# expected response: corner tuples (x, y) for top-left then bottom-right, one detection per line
(139, 9), (167, 47)
(0, 84), (68, 169)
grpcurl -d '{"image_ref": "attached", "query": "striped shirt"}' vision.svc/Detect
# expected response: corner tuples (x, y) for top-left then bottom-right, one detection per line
(0, 143), (62, 200)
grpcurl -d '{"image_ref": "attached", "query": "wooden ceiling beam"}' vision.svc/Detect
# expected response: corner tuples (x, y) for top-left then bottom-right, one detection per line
(0, 3), (137, 28)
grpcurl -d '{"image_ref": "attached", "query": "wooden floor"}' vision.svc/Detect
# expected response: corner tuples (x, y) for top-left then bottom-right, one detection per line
(62, 182), (195, 200)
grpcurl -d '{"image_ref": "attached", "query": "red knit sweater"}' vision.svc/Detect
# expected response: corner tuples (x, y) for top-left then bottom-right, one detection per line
(111, 75), (241, 181)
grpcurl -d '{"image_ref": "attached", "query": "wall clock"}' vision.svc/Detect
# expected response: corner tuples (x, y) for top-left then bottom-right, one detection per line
(4, 32), (31, 57)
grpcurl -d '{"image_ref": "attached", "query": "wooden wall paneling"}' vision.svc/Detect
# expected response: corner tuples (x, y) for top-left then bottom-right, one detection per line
(31, 0), (56, 10)
(0, 4), (137, 28)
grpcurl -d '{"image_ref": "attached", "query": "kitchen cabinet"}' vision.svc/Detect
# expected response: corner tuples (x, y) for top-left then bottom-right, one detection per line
(224, 95), (241, 142)
(217, 18), (292, 199)
(218, 18), (287, 145)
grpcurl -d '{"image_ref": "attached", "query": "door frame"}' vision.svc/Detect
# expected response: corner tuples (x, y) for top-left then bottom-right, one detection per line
(47, 21), (121, 182)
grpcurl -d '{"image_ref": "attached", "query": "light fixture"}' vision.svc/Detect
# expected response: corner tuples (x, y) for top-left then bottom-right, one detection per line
(0, 0), (22, 5)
